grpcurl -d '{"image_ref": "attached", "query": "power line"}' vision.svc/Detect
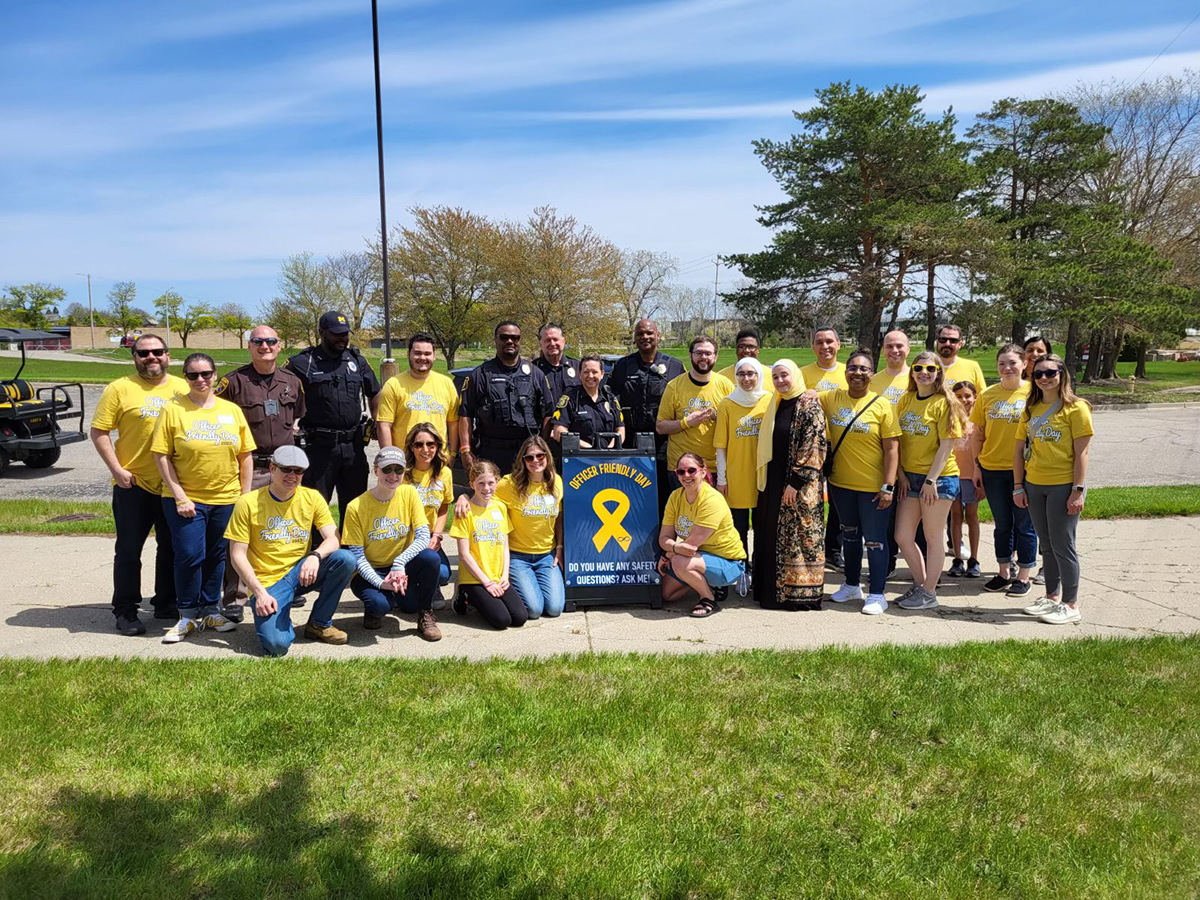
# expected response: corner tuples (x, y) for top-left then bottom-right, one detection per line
(1130, 7), (1200, 84)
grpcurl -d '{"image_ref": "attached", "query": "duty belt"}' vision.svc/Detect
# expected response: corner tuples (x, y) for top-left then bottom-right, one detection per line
(305, 425), (362, 443)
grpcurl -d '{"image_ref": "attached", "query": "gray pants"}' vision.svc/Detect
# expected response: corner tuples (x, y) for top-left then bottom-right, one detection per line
(1026, 481), (1080, 604)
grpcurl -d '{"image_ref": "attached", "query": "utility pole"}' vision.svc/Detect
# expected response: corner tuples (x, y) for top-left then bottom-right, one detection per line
(372, 0), (397, 383)
(712, 261), (720, 338)
(75, 273), (95, 349)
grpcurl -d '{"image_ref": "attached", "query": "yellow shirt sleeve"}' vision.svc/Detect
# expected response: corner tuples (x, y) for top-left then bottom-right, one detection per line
(91, 381), (123, 431)
(376, 379), (401, 425)
(714, 401), (732, 450)
(656, 379), (679, 422)
(341, 496), (366, 546)
(312, 490), (334, 533)
(225, 494), (253, 544)
(149, 401), (177, 457)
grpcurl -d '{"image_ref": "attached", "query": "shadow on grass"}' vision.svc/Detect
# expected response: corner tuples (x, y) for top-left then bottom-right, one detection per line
(0, 768), (547, 900)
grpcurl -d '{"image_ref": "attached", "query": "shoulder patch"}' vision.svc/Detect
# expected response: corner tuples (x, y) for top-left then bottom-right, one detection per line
(557, 394), (569, 409)
(214, 377), (230, 395)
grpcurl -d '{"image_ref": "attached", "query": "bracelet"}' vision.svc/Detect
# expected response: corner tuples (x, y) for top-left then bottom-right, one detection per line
(459, 446), (471, 454)
(1012, 488), (1025, 495)
(679, 417), (689, 430)
(306, 551), (322, 562)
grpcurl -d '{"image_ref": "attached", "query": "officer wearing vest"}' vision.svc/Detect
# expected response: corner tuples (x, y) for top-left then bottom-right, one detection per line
(551, 354), (625, 449)
(459, 320), (552, 476)
(285, 311), (381, 529)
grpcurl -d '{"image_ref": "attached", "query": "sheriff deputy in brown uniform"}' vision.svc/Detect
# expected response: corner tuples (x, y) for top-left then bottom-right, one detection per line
(214, 323), (306, 620)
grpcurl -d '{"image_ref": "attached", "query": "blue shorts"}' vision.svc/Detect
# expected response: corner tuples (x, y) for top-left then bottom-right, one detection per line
(905, 472), (960, 501)
(664, 551), (746, 587)
(958, 478), (978, 506)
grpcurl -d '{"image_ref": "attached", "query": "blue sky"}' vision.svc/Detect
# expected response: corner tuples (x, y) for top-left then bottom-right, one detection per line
(3, 0), (1199, 318)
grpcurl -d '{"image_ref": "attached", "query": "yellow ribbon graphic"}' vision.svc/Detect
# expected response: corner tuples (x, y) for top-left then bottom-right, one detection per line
(592, 488), (632, 552)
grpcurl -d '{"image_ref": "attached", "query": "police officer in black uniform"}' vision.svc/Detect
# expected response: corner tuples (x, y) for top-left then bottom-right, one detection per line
(550, 354), (624, 449)
(286, 311), (381, 529)
(533, 323), (581, 408)
(459, 320), (552, 476)
(605, 318), (685, 510)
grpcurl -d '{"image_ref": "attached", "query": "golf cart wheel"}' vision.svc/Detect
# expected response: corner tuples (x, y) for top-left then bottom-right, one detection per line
(23, 447), (61, 469)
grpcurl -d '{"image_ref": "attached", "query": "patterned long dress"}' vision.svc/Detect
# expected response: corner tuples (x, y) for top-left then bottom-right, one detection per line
(753, 394), (827, 610)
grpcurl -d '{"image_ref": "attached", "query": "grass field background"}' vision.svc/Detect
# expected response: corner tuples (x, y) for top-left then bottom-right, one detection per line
(1, 638), (1198, 898)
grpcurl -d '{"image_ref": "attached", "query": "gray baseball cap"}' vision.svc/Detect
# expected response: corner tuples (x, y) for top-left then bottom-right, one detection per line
(374, 446), (406, 468)
(271, 445), (310, 469)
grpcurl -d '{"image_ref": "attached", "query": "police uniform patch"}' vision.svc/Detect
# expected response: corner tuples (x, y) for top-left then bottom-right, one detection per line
(567, 366), (575, 378)
(521, 363), (531, 375)
(557, 395), (569, 409)
(348, 361), (358, 372)
(215, 377), (230, 395)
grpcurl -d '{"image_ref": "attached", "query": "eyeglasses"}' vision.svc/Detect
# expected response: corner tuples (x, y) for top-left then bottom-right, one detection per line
(379, 465), (404, 475)
(675, 466), (700, 477)
(1033, 369), (1061, 380)
(845, 365), (872, 374)
(134, 348), (166, 358)
(184, 370), (215, 381)
(911, 364), (940, 374)
(275, 465), (305, 475)
(250, 337), (279, 346)
(524, 452), (547, 462)
(937, 336), (961, 344)
(411, 440), (438, 449)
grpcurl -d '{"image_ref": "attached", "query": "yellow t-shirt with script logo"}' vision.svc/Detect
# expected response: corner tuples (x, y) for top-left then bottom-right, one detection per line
(342, 485), (426, 569)
(150, 396), (256, 504)
(449, 498), (511, 585)
(801, 361), (847, 394)
(91, 374), (189, 493)
(896, 392), (961, 477)
(496, 474), (563, 554)
(820, 389), (901, 493)
(376, 370), (460, 446)
(970, 382), (1031, 472)
(224, 486), (333, 588)
(1016, 400), (1094, 485)
(713, 393), (772, 508)
(941, 357), (986, 393)
(663, 482), (746, 561)
(405, 465), (454, 530)
(656, 373), (734, 469)
(868, 370), (909, 407)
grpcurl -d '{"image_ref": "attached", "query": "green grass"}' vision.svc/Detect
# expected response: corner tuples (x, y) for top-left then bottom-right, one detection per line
(2, 638), (1199, 898)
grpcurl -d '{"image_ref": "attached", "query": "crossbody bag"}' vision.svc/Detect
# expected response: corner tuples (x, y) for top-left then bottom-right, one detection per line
(822, 395), (881, 479)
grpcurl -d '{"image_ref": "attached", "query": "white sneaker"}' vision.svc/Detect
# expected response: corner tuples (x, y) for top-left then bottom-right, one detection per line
(735, 571), (751, 597)
(203, 613), (237, 633)
(1039, 602), (1081, 625)
(830, 583), (864, 603)
(1022, 597), (1058, 617)
(162, 617), (201, 644)
(898, 588), (939, 610)
(862, 594), (888, 616)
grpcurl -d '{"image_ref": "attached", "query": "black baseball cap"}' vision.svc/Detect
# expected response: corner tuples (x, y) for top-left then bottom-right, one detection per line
(319, 311), (351, 334)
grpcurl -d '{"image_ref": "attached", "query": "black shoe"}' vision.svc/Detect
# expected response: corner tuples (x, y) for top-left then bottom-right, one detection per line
(363, 613), (384, 630)
(948, 559), (966, 578)
(826, 550), (844, 571)
(291, 596), (307, 608)
(115, 612), (146, 636)
(152, 605), (178, 620)
(453, 594), (468, 616)
(1006, 580), (1032, 597)
(713, 586), (729, 603)
(983, 575), (1011, 592)
(221, 604), (244, 624)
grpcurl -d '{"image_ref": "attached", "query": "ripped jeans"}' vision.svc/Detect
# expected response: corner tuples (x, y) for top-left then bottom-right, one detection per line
(828, 484), (891, 595)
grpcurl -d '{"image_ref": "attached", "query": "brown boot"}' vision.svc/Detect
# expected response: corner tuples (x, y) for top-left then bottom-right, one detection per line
(303, 621), (348, 645)
(417, 611), (442, 642)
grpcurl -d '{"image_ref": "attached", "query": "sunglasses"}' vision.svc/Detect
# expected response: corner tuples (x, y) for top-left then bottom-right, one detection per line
(675, 466), (700, 477)
(250, 337), (279, 346)
(184, 370), (215, 381)
(379, 465), (404, 475)
(275, 465), (305, 476)
(1033, 369), (1061, 380)
(911, 364), (940, 374)
(846, 364), (872, 374)
(937, 336), (961, 343)
(411, 440), (438, 449)
(497, 334), (521, 343)
(134, 348), (166, 358)
(524, 452), (547, 462)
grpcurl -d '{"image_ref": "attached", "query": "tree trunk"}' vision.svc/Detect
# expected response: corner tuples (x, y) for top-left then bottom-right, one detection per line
(1064, 320), (1080, 373)
(885, 292), (902, 337)
(1083, 328), (1103, 383)
(856, 291), (886, 363)
(443, 342), (458, 369)
(1010, 300), (1028, 346)
(925, 265), (937, 350)
(1101, 328), (1122, 380)
(1134, 340), (1149, 379)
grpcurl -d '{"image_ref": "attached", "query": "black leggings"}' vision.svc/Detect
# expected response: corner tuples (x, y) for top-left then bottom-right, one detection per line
(460, 584), (528, 630)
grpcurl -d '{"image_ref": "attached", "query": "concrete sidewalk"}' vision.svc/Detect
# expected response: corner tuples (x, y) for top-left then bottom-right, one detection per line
(4, 516), (1198, 660)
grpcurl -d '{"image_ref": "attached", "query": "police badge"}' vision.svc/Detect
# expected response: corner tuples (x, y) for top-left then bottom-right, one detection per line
(567, 366), (576, 378)
(521, 363), (531, 375)
(654, 363), (666, 375)
(348, 360), (358, 372)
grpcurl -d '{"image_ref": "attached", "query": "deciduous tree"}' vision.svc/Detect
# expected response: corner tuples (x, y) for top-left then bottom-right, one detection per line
(1, 283), (65, 330)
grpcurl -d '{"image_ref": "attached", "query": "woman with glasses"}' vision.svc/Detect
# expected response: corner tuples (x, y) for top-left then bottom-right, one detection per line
(894, 351), (966, 611)
(658, 452), (747, 618)
(151, 353), (255, 643)
(342, 446), (442, 641)
(1014, 354), (1093, 625)
(819, 349), (900, 615)
(753, 360), (827, 611)
(714, 358), (772, 579)
(401, 423), (454, 589)
(969, 344), (1037, 596)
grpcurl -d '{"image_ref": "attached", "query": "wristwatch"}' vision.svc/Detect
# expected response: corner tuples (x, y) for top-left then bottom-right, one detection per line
(924, 478), (935, 487)
(879, 484), (894, 495)
(1072, 484), (1086, 492)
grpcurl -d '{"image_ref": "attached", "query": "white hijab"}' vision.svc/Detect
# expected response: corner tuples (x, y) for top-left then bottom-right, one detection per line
(727, 357), (768, 407)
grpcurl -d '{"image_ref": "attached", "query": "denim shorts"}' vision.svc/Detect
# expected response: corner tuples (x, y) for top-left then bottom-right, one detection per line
(664, 551), (746, 587)
(905, 472), (960, 501)
(958, 478), (978, 506)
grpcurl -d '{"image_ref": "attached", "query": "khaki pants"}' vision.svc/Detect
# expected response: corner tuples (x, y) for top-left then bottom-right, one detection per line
(222, 468), (273, 608)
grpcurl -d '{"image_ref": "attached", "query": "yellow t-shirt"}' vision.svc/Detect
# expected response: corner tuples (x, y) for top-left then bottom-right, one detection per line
(717, 361), (776, 393)
(820, 389), (901, 493)
(941, 357), (986, 393)
(449, 498), (510, 585)
(495, 474), (562, 554)
(341, 485), (426, 569)
(656, 372), (734, 469)
(713, 393), (772, 509)
(405, 465), (454, 530)
(90, 374), (189, 493)
(376, 370), (460, 446)
(150, 396), (256, 504)
(868, 370), (909, 407)
(970, 382), (1031, 472)
(801, 361), (847, 394)
(1016, 401), (1095, 485)
(896, 392), (962, 477)
(663, 483), (746, 561)
(224, 486), (333, 588)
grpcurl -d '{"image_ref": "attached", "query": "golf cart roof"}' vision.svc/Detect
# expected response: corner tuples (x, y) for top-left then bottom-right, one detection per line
(0, 328), (60, 343)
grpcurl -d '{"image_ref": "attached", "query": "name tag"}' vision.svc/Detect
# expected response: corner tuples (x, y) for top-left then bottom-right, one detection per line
(218, 415), (234, 425)
(264, 399), (279, 416)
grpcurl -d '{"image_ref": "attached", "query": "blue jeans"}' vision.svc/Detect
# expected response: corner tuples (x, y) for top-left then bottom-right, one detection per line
(510, 551), (566, 618)
(253, 549), (355, 657)
(161, 499), (234, 616)
(434, 544), (451, 586)
(350, 548), (441, 616)
(978, 466), (1038, 567)
(829, 485), (891, 595)
(904, 472), (960, 501)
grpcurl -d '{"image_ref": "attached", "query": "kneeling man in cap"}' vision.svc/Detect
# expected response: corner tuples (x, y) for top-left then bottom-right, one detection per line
(225, 445), (355, 656)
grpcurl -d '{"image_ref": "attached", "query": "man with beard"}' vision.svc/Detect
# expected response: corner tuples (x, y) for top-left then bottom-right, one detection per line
(91, 333), (189, 635)
(935, 323), (986, 393)
(656, 336), (734, 488)
(606, 318), (685, 510)
(376, 331), (460, 451)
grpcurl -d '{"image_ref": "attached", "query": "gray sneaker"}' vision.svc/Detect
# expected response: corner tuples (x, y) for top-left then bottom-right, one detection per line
(1033, 567), (1046, 585)
(896, 584), (922, 604)
(898, 587), (939, 610)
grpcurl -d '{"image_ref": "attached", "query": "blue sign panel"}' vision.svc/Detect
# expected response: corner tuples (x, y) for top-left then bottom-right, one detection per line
(562, 454), (661, 589)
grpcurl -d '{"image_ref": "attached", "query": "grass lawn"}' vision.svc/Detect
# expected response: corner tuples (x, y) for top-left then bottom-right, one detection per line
(1, 637), (1198, 898)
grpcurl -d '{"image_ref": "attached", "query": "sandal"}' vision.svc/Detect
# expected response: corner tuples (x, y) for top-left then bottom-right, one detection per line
(689, 598), (719, 618)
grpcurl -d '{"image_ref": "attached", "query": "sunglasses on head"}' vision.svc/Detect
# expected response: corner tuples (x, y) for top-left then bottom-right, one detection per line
(184, 369), (215, 381)
(675, 466), (700, 477)
(911, 364), (940, 374)
(134, 348), (165, 358)
(524, 452), (547, 462)
(1033, 368), (1061, 380)
(250, 337), (279, 346)
(379, 465), (404, 475)
(275, 465), (305, 476)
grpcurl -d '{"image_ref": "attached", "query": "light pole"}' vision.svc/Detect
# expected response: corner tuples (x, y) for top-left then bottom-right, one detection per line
(372, 0), (397, 382)
(75, 272), (95, 349)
